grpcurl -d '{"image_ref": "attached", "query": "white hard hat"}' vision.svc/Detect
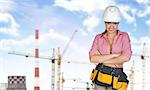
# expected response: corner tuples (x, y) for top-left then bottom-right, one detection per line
(103, 5), (121, 22)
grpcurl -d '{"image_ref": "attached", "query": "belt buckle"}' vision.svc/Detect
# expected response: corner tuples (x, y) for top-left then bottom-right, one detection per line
(111, 68), (116, 76)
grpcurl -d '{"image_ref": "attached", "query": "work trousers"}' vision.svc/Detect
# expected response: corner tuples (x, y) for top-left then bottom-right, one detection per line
(93, 84), (113, 90)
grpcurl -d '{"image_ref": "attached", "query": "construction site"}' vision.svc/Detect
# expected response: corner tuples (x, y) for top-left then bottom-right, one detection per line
(0, 30), (150, 90)
(1, 0), (150, 90)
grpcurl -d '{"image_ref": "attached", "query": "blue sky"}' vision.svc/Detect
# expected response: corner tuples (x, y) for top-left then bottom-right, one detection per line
(0, 0), (150, 90)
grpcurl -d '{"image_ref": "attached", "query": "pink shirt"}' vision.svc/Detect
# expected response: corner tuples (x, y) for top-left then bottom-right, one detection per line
(89, 30), (132, 60)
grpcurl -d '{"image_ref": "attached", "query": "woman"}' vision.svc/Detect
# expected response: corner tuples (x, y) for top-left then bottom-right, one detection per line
(89, 5), (132, 90)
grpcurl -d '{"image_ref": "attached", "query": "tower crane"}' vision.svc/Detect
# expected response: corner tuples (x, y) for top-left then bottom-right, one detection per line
(141, 43), (146, 90)
(57, 29), (77, 90)
(8, 51), (89, 65)
(8, 29), (78, 90)
(132, 42), (150, 90)
(51, 48), (56, 90)
(129, 59), (135, 90)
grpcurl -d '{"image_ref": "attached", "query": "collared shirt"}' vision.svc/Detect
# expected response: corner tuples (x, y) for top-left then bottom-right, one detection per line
(89, 30), (132, 60)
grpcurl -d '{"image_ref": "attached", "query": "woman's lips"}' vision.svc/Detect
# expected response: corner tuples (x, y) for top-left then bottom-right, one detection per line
(109, 29), (114, 31)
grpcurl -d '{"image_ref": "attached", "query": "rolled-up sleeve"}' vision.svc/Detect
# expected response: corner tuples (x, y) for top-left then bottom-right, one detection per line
(121, 33), (132, 60)
(89, 35), (99, 59)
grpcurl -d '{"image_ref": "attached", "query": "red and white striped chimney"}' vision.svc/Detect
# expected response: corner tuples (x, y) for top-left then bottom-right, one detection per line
(34, 29), (40, 90)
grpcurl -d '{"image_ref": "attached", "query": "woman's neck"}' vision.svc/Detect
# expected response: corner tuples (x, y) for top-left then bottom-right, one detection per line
(107, 32), (117, 39)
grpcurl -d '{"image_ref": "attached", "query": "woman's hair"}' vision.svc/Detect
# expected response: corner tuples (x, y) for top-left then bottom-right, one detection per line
(101, 29), (119, 37)
(101, 29), (107, 37)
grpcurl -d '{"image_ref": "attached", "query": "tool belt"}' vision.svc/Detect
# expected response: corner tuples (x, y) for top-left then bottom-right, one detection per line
(90, 63), (129, 90)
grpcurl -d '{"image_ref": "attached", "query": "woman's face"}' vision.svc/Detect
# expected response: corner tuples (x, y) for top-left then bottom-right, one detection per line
(105, 22), (119, 34)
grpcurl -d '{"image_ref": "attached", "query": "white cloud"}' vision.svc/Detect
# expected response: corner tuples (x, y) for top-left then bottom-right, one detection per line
(83, 16), (99, 32)
(131, 36), (150, 46)
(54, 0), (115, 14)
(0, 35), (34, 51)
(0, 29), (52, 52)
(40, 29), (85, 56)
(136, 0), (150, 4)
(137, 6), (150, 17)
(78, 29), (88, 36)
(145, 19), (150, 26)
(42, 29), (69, 41)
(0, 0), (16, 12)
(0, 39), (15, 51)
(0, 13), (19, 36)
(54, 0), (140, 33)
(54, 0), (116, 33)
(119, 5), (136, 24)
(0, 29), (82, 56)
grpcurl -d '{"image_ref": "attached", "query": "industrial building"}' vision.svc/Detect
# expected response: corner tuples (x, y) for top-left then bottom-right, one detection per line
(0, 76), (26, 90)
